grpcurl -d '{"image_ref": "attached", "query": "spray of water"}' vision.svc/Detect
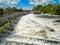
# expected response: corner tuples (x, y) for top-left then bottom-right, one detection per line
(0, 14), (60, 45)
(14, 14), (60, 38)
(14, 14), (50, 37)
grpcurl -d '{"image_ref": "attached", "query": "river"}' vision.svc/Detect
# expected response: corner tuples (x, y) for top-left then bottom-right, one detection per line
(0, 14), (60, 45)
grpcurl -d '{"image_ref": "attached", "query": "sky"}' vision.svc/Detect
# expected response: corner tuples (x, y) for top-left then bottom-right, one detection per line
(0, 0), (59, 10)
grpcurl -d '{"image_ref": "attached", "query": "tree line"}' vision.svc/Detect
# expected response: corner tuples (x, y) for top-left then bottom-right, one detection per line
(0, 7), (22, 14)
(0, 7), (31, 18)
(32, 4), (60, 15)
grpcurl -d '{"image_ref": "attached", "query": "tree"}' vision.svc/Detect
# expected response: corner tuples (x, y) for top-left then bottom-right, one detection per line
(0, 7), (3, 14)
(32, 5), (42, 11)
(32, 4), (60, 15)
(12, 7), (17, 12)
(0, 7), (4, 18)
(44, 4), (53, 14)
(17, 9), (23, 12)
(5, 7), (12, 13)
(55, 7), (60, 15)
(39, 6), (46, 13)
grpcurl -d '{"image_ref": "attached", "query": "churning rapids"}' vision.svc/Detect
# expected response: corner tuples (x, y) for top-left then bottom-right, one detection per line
(0, 14), (60, 45)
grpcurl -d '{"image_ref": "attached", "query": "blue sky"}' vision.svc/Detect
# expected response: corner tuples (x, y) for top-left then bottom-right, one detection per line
(16, 0), (34, 10)
(0, 0), (60, 10)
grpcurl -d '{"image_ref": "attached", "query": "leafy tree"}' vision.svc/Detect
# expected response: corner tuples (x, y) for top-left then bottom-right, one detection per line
(12, 7), (17, 12)
(39, 6), (46, 13)
(5, 7), (12, 13)
(44, 4), (53, 14)
(32, 5), (42, 11)
(32, 4), (60, 15)
(55, 7), (60, 15)
(0, 7), (4, 18)
(0, 7), (3, 14)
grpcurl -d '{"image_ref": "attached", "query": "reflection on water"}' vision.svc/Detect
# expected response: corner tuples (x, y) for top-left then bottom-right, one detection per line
(0, 14), (60, 45)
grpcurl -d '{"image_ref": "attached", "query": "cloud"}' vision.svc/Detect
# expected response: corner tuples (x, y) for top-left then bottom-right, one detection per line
(0, 0), (20, 8)
(59, 0), (60, 3)
(29, 0), (59, 6)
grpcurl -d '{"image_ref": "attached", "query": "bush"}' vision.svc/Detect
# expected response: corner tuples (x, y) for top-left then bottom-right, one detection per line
(55, 7), (60, 15)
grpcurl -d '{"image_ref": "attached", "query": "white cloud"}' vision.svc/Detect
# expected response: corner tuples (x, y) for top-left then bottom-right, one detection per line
(0, 0), (20, 8)
(29, 0), (58, 6)
(59, 0), (60, 3)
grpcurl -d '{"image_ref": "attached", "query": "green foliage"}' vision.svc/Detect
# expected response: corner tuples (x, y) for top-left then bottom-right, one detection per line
(5, 7), (12, 13)
(0, 6), (31, 18)
(44, 4), (53, 14)
(12, 7), (17, 12)
(39, 6), (46, 13)
(55, 7), (60, 15)
(5, 7), (23, 13)
(32, 5), (42, 11)
(32, 4), (60, 15)
(0, 7), (3, 14)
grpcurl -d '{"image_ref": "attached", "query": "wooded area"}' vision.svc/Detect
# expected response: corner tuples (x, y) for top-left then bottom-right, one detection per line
(32, 4), (60, 15)
(0, 7), (31, 18)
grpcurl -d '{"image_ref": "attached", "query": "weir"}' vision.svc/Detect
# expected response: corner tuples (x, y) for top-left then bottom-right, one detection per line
(0, 13), (60, 45)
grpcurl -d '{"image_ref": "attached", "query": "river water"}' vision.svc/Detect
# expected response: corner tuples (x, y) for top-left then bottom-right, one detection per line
(0, 14), (60, 45)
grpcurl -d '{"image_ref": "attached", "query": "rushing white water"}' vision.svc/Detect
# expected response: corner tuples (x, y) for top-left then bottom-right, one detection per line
(0, 14), (60, 45)
(14, 14), (60, 36)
